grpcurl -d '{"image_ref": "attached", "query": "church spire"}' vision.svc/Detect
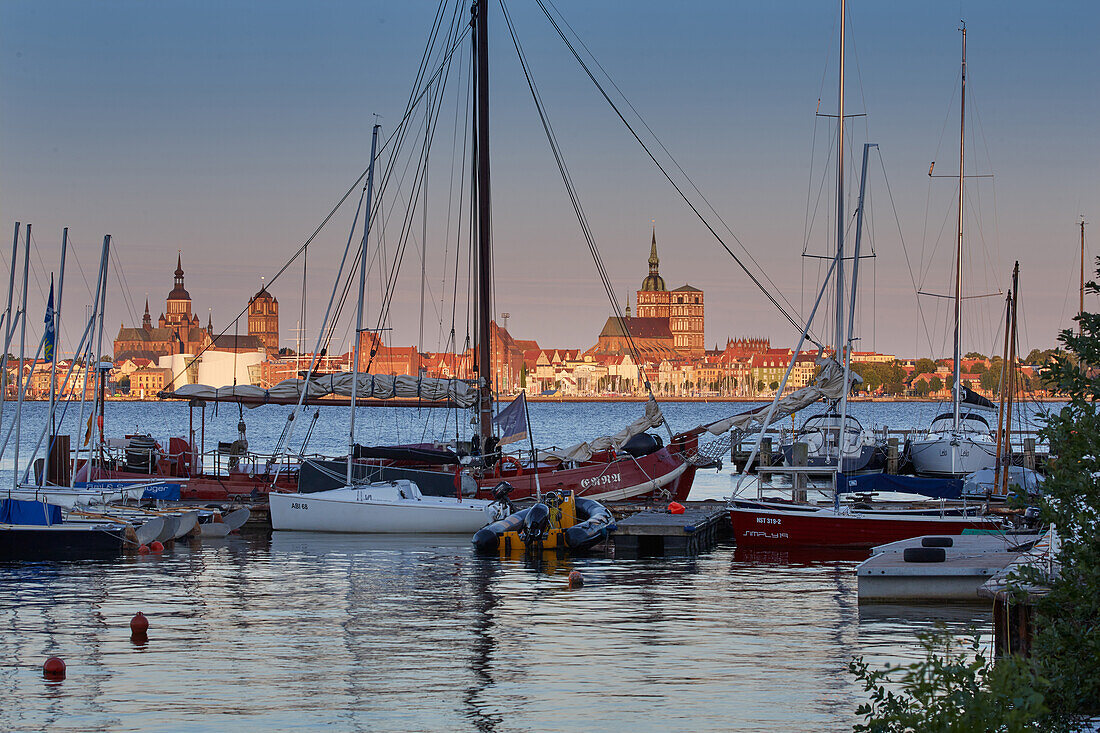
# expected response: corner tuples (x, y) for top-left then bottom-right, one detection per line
(640, 225), (666, 292)
(142, 298), (151, 329)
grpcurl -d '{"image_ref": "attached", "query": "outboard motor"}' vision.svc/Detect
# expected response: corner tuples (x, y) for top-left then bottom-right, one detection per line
(622, 432), (664, 458)
(521, 503), (550, 544)
(491, 481), (515, 516)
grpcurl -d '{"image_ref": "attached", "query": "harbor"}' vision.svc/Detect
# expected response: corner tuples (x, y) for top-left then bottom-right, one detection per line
(3, 0), (1098, 728)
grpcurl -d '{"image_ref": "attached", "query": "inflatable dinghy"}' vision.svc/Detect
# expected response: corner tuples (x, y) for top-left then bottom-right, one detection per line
(472, 490), (614, 553)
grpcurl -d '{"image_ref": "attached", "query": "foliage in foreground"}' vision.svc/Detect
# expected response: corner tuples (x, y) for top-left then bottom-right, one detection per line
(849, 260), (1100, 731)
(849, 629), (1047, 732)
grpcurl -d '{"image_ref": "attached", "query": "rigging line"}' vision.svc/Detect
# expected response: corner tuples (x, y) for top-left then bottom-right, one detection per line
(501, 2), (651, 386)
(365, 12), (464, 368)
(537, 0), (810, 342)
(876, 150), (936, 358)
(367, 72), (452, 371)
(108, 244), (140, 330)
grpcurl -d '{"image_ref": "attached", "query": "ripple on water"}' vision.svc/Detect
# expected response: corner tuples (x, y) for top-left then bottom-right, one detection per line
(0, 531), (991, 732)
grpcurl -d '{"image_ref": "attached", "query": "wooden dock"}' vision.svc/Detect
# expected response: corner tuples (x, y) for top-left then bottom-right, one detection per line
(612, 504), (728, 556)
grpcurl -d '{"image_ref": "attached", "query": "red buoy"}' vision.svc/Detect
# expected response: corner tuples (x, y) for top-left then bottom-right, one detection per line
(130, 612), (149, 634)
(42, 656), (66, 678)
(668, 502), (686, 515)
(137, 544), (150, 555)
(567, 570), (584, 589)
(149, 541), (164, 553)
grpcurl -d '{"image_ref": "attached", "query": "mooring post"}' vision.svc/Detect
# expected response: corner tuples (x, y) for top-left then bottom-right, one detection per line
(887, 436), (899, 474)
(792, 441), (808, 502)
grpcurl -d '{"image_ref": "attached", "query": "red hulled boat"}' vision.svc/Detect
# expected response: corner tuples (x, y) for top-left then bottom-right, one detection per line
(729, 500), (1001, 551)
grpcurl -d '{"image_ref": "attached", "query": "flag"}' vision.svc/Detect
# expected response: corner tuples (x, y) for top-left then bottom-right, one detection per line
(492, 392), (528, 446)
(43, 281), (55, 362)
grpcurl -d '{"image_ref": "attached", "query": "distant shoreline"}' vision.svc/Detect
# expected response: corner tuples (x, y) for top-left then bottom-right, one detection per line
(20, 394), (1067, 404)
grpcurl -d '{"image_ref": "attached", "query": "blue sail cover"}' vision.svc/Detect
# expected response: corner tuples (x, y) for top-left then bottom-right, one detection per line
(1, 498), (63, 525)
(837, 473), (962, 500)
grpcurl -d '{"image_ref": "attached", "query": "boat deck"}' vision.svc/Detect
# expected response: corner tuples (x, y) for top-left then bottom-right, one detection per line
(857, 533), (1037, 603)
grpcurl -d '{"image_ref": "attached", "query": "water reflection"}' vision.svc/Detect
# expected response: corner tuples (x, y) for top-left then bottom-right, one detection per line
(1, 532), (993, 732)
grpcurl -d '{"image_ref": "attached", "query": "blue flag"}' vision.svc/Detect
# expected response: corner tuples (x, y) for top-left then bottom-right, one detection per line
(492, 392), (529, 446)
(43, 281), (55, 362)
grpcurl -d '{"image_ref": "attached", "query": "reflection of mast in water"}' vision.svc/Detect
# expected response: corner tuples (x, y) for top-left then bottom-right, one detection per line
(464, 556), (503, 733)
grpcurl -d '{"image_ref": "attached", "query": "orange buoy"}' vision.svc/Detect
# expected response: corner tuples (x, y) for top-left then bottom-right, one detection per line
(42, 656), (66, 678)
(137, 544), (150, 555)
(130, 612), (149, 634)
(567, 570), (584, 589)
(668, 502), (686, 515)
(149, 541), (164, 553)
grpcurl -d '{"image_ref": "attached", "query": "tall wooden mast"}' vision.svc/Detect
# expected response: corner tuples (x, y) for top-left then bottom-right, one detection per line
(474, 0), (494, 446)
(1081, 219), (1087, 336)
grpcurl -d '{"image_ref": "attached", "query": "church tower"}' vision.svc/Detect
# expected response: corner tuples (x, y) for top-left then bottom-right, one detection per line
(159, 252), (201, 353)
(248, 281), (279, 356)
(636, 227), (671, 319)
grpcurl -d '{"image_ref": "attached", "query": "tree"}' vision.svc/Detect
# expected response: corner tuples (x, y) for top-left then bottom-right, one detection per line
(850, 629), (1047, 732)
(945, 374), (955, 391)
(971, 361), (988, 374)
(769, 380), (779, 392)
(914, 358), (937, 376)
(964, 351), (987, 360)
(851, 261), (1100, 730)
(756, 379), (765, 394)
(980, 369), (1000, 392)
(928, 376), (943, 393)
(913, 378), (930, 396)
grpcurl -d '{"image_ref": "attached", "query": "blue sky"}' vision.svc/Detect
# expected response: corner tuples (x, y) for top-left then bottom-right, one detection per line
(2, 1), (1097, 359)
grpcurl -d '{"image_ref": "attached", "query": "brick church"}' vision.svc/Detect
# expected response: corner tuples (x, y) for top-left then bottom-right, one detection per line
(589, 227), (705, 360)
(114, 255), (277, 362)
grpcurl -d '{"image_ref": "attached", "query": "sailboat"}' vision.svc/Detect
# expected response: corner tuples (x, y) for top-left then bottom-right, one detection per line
(269, 121), (509, 534)
(160, 0), (699, 507)
(908, 24), (998, 478)
(729, 9), (1001, 549)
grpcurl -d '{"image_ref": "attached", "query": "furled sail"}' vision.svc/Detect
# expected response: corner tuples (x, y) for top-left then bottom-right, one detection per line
(539, 397), (665, 463)
(165, 373), (480, 408)
(697, 358), (857, 435)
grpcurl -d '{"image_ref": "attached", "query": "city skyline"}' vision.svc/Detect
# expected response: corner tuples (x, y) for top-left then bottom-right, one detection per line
(2, 1), (1097, 361)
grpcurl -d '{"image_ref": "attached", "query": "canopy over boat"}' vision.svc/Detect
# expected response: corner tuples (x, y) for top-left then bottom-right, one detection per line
(162, 373), (479, 408)
(836, 472), (963, 500)
(539, 398), (666, 463)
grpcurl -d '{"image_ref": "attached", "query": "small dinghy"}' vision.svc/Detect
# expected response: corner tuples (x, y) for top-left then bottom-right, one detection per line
(270, 479), (508, 534)
(472, 490), (614, 554)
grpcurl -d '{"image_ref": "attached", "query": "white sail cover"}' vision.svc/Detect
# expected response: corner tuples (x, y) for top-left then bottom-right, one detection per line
(539, 397), (665, 463)
(698, 358), (858, 435)
(170, 373), (479, 408)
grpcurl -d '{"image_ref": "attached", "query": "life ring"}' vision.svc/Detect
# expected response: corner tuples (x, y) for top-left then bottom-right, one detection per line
(495, 455), (523, 478)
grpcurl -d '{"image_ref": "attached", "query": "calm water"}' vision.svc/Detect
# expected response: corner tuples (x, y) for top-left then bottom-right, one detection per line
(1, 400), (1050, 731)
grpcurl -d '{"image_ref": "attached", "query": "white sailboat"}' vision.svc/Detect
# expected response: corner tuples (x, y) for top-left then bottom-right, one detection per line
(269, 118), (506, 534)
(910, 25), (998, 478)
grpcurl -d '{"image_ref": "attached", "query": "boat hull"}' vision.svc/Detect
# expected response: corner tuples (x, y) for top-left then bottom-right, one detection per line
(269, 490), (499, 533)
(729, 503), (1000, 550)
(909, 435), (996, 478)
(0, 524), (125, 560)
(300, 446), (695, 504)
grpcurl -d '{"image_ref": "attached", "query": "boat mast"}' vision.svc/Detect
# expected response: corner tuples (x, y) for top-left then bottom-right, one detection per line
(998, 261), (1019, 495)
(834, 0), (846, 375)
(1081, 219), (1087, 336)
(347, 123), (381, 485)
(0, 223), (20, 435)
(952, 24), (967, 430)
(474, 0), (494, 448)
(47, 229), (68, 446)
(12, 223), (30, 492)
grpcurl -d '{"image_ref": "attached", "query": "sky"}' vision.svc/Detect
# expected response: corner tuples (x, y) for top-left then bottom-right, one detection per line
(2, 0), (1097, 361)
